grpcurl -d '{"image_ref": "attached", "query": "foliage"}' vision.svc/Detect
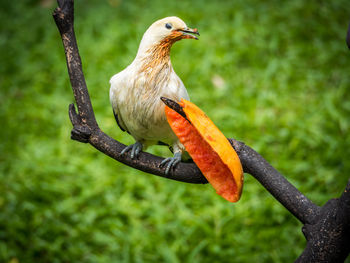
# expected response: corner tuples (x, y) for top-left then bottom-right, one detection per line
(0, 0), (349, 262)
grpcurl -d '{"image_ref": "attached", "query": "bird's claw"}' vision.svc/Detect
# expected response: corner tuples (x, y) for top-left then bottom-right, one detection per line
(121, 141), (143, 159)
(159, 152), (182, 175)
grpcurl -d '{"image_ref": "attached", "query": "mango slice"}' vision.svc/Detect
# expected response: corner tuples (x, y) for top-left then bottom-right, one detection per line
(164, 98), (243, 202)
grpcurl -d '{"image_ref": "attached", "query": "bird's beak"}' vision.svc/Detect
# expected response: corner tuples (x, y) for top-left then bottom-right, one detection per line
(177, 27), (200, 40)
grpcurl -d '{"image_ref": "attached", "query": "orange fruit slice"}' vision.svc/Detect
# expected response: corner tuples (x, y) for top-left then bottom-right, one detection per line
(164, 98), (243, 202)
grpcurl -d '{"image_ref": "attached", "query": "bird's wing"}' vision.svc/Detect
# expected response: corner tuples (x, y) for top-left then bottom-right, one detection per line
(112, 107), (129, 133)
(110, 71), (129, 134)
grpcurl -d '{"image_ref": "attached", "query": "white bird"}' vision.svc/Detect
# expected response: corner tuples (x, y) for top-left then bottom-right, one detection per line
(110, 16), (199, 174)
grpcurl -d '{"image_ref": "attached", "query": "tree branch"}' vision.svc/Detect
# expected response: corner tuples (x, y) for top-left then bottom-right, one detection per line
(53, 0), (318, 223)
(296, 180), (350, 262)
(53, 1), (350, 261)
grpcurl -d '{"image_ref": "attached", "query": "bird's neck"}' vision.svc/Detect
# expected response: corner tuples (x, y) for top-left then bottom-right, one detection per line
(136, 40), (173, 74)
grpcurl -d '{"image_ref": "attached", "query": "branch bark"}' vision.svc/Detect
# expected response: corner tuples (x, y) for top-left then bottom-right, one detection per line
(53, 1), (350, 261)
(296, 180), (350, 263)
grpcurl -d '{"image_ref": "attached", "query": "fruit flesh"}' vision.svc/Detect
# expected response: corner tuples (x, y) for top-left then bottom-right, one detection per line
(165, 99), (243, 202)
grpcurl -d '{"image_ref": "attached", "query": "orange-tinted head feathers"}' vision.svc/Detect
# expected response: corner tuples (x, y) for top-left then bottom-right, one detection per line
(137, 16), (199, 58)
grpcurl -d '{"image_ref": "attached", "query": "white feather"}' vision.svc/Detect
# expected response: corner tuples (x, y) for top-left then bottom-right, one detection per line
(110, 17), (193, 152)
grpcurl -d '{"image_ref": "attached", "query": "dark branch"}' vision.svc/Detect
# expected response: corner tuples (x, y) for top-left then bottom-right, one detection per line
(53, 1), (350, 261)
(296, 180), (350, 263)
(53, 0), (318, 221)
(53, 0), (97, 129)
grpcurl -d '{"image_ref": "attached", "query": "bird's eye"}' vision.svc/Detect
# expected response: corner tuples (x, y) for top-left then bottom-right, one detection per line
(165, 23), (172, 30)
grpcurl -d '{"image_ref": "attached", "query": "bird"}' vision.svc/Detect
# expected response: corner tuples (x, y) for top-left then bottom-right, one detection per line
(109, 16), (199, 174)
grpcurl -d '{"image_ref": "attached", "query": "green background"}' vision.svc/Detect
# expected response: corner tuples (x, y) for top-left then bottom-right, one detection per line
(1, 0), (349, 262)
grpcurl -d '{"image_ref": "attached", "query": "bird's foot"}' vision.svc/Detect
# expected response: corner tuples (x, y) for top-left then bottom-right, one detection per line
(159, 152), (182, 175)
(121, 141), (143, 159)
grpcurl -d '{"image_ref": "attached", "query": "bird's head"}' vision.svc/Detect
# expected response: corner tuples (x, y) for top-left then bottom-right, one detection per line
(137, 17), (199, 56)
(146, 16), (200, 42)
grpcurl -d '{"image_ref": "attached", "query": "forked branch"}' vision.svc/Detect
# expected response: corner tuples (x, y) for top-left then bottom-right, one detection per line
(53, 1), (350, 261)
(52, 0), (318, 224)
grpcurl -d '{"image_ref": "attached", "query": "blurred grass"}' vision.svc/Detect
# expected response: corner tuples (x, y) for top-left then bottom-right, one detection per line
(1, 0), (350, 262)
